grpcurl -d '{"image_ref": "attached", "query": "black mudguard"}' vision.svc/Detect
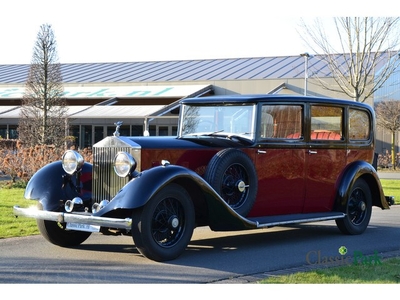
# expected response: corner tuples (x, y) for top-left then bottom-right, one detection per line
(335, 160), (389, 211)
(24, 161), (92, 211)
(94, 164), (257, 231)
(94, 165), (204, 215)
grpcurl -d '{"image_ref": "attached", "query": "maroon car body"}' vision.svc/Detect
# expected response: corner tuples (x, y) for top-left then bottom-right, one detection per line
(14, 94), (390, 261)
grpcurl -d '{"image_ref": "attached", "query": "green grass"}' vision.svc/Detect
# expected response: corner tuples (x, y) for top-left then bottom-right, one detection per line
(260, 257), (400, 283)
(380, 179), (400, 205)
(0, 186), (39, 239)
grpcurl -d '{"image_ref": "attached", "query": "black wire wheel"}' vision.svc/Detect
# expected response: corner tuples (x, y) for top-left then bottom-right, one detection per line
(204, 149), (258, 217)
(335, 178), (372, 235)
(131, 183), (195, 262)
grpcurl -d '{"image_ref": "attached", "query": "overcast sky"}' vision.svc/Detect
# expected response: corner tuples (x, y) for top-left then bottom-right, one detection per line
(0, 0), (393, 64)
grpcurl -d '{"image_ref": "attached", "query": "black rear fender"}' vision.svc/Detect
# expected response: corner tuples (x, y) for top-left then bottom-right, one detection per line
(335, 160), (388, 211)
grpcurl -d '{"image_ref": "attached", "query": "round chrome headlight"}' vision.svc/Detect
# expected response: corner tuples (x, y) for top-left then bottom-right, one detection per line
(114, 152), (136, 178)
(62, 150), (84, 175)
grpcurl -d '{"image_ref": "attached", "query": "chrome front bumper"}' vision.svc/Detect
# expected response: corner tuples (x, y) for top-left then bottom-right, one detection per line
(13, 206), (132, 229)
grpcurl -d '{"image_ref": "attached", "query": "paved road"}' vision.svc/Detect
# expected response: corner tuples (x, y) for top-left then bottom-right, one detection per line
(1, 206), (399, 284)
(1, 171), (398, 284)
(378, 171), (400, 179)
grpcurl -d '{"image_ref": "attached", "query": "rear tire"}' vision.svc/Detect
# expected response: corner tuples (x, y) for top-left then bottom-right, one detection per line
(335, 178), (372, 235)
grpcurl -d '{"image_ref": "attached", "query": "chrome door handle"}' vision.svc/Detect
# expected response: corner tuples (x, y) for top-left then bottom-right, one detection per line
(308, 150), (317, 154)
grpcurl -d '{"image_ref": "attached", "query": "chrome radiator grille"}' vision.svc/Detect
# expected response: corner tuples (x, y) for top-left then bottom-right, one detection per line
(92, 136), (141, 203)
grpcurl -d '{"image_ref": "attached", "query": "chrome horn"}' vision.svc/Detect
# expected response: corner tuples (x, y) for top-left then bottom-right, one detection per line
(92, 200), (110, 213)
(64, 197), (84, 213)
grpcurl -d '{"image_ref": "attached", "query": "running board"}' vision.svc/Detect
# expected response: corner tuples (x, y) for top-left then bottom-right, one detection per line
(247, 212), (345, 229)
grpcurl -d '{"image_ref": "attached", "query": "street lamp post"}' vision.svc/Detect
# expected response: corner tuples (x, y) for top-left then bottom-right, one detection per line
(300, 52), (312, 96)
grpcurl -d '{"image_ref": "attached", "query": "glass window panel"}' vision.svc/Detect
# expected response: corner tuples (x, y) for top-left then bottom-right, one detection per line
(132, 125), (143, 136)
(310, 106), (343, 140)
(158, 126), (169, 136)
(349, 108), (370, 140)
(260, 105), (303, 139)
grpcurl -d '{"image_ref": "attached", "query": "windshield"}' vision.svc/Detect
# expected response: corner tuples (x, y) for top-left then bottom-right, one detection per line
(178, 104), (256, 141)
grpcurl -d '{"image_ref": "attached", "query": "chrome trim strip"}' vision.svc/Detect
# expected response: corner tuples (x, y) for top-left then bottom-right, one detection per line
(255, 213), (345, 229)
(13, 206), (132, 229)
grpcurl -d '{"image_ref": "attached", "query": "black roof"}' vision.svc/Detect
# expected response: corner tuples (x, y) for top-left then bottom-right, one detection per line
(180, 94), (373, 110)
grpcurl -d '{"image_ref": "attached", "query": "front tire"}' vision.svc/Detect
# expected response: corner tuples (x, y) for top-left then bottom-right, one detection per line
(335, 178), (372, 235)
(37, 217), (91, 247)
(131, 183), (195, 262)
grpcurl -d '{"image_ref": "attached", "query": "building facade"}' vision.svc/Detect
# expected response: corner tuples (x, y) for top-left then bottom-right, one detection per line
(0, 55), (398, 152)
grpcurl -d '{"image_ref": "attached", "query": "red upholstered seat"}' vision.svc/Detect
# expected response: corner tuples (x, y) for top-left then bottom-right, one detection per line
(286, 131), (341, 140)
(286, 132), (302, 139)
(311, 131), (341, 140)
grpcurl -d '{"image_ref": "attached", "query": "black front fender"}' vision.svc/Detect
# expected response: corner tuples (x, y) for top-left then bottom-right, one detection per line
(96, 164), (257, 231)
(95, 165), (203, 215)
(24, 161), (92, 211)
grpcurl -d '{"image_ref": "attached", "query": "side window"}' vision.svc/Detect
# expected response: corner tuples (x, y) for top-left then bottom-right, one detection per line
(260, 105), (302, 139)
(310, 106), (343, 140)
(349, 108), (370, 140)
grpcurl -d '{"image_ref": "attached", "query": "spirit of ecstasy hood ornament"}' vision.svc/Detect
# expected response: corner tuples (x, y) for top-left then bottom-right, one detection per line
(113, 121), (123, 137)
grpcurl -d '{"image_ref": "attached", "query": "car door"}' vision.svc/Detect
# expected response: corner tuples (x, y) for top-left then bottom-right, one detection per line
(251, 103), (306, 217)
(303, 104), (347, 213)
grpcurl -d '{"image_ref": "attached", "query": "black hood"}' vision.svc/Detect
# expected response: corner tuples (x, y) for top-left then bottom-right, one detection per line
(127, 135), (251, 148)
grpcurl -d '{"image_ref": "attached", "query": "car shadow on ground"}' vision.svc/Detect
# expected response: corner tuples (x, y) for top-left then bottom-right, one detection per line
(74, 222), (347, 265)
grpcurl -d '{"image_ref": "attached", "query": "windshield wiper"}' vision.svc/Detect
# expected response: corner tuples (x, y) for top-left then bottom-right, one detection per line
(183, 130), (253, 144)
(205, 131), (253, 145)
(226, 133), (253, 145)
(202, 130), (224, 136)
(183, 130), (224, 138)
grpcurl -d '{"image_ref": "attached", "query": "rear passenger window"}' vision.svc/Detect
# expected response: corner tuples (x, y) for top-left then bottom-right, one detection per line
(260, 105), (302, 139)
(349, 108), (370, 140)
(310, 106), (343, 140)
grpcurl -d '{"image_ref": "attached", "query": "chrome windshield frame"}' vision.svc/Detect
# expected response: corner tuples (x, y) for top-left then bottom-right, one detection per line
(178, 103), (257, 142)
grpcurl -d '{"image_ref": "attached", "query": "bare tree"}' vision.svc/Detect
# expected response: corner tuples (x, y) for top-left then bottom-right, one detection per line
(299, 17), (400, 102)
(375, 99), (400, 169)
(18, 23), (67, 147)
